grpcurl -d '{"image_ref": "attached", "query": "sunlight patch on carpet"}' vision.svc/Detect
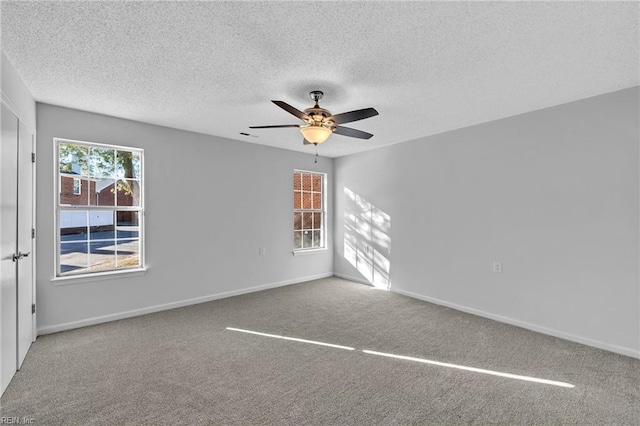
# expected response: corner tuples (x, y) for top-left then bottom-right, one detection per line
(226, 327), (355, 350)
(362, 349), (575, 388)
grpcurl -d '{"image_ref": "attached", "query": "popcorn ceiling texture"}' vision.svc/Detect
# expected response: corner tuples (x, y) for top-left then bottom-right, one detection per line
(1, 1), (638, 157)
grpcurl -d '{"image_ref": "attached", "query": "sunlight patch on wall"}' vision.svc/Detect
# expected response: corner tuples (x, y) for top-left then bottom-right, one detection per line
(344, 187), (391, 289)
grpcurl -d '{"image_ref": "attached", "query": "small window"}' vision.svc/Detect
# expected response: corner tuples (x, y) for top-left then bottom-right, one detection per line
(293, 170), (325, 250)
(73, 178), (81, 195)
(55, 138), (144, 278)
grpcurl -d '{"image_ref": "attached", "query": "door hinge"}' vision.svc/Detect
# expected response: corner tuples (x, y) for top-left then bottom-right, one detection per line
(32, 228), (35, 238)
(32, 304), (36, 314)
(31, 152), (36, 163)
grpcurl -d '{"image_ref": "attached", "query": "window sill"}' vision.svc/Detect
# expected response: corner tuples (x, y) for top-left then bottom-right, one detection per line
(51, 267), (147, 286)
(292, 248), (327, 256)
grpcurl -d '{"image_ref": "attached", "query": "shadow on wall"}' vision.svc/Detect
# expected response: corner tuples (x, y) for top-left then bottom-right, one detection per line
(343, 187), (391, 290)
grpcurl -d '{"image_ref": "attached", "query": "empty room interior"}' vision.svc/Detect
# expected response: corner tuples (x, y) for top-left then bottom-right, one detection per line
(1, 1), (639, 424)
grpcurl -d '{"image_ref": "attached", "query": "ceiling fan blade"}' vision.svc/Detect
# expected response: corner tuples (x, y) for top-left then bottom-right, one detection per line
(249, 124), (301, 129)
(272, 100), (310, 121)
(333, 126), (374, 140)
(330, 107), (378, 125)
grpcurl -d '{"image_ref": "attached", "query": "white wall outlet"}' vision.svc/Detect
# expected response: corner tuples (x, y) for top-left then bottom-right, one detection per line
(259, 248), (266, 256)
(492, 261), (502, 273)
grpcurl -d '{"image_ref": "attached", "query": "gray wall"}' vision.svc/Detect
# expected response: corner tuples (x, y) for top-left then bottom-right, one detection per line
(36, 103), (333, 333)
(334, 87), (640, 357)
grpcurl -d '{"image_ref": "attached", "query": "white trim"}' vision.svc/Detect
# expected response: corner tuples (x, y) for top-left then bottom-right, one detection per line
(31, 132), (37, 343)
(391, 287), (640, 360)
(333, 272), (372, 286)
(51, 267), (147, 285)
(72, 178), (82, 195)
(292, 248), (328, 256)
(54, 137), (144, 153)
(37, 272), (333, 335)
(0, 90), (35, 134)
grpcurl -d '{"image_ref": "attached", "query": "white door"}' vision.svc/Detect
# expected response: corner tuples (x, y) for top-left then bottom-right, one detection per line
(1, 103), (19, 394)
(17, 119), (34, 368)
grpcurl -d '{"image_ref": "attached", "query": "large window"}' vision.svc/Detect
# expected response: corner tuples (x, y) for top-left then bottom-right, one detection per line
(55, 139), (144, 277)
(293, 170), (325, 250)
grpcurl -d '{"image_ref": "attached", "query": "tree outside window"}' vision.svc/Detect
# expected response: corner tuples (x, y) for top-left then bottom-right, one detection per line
(56, 139), (144, 277)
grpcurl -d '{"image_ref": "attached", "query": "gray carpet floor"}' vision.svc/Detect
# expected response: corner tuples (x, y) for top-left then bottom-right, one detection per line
(1, 277), (639, 425)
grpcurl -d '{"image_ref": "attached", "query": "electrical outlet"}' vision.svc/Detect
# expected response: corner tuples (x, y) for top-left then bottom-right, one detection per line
(259, 248), (266, 256)
(492, 261), (502, 273)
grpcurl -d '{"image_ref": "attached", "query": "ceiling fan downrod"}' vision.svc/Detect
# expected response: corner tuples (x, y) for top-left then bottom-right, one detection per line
(309, 90), (323, 108)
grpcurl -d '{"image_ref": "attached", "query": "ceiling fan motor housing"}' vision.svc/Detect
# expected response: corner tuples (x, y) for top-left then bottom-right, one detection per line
(303, 106), (334, 128)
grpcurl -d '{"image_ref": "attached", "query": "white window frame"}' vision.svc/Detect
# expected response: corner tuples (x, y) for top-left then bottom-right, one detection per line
(293, 169), (327, 253)
(53, 138), (145, 281)
(72, 178), (81, 195)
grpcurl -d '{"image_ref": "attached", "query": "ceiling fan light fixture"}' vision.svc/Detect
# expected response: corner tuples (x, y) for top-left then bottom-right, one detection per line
(300, 125), (332, 144)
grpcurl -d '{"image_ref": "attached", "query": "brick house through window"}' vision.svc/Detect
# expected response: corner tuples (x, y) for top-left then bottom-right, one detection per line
(56, 139), (143, 277)
(293, 170), (325, 250)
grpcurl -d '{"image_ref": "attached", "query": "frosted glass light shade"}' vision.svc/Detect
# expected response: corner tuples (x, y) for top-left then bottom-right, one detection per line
(300, 125), (332, 144)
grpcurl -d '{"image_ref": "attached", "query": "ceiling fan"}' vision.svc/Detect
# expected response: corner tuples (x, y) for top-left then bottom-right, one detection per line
(250, 91), (379, 146)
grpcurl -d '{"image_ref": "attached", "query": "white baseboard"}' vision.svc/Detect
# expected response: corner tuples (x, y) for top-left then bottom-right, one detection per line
(38, 272), (333, 335)
(391, 287), (640, 360)
(333, 272), (372, 286)
(37, 273), (640, 360)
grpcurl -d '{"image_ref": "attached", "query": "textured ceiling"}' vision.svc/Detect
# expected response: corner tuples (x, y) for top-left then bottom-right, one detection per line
(1, 1), (638, 158)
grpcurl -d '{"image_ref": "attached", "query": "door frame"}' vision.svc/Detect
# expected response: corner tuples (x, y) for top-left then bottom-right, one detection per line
(1, 99), (36, 344)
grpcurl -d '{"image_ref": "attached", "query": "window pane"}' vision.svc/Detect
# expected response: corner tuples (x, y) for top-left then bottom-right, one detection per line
(294, 191), (302, 209)
(313, 193), (322, 210)
(302, 174), (312, 191)
(293, 212), (302, 231)
(294, 172), (302, 190)
(60, 210), (88, 242)
(88, 239), (116, 272)
(116, 179), (140, 207)
(117, 211), (139, 239)
(88, 146), (116, 178)
(302, 212), (313, 230)
(59, 143), (89, 176)
(94, 179), (116, 206)
(117, 239), (140, 269)
(60, 241), (88, 275)
(89, 211), (115, 240)
(116, 150), (142, 180)
(294, 231), (303, 249)
(312, 230), (322, 248)
(313, 212), (322, 230)
(60, 176), (89, 206)
(302, 192), (312, 209)
(313, 174), (322, 192)
(302, 230), (313, 248)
